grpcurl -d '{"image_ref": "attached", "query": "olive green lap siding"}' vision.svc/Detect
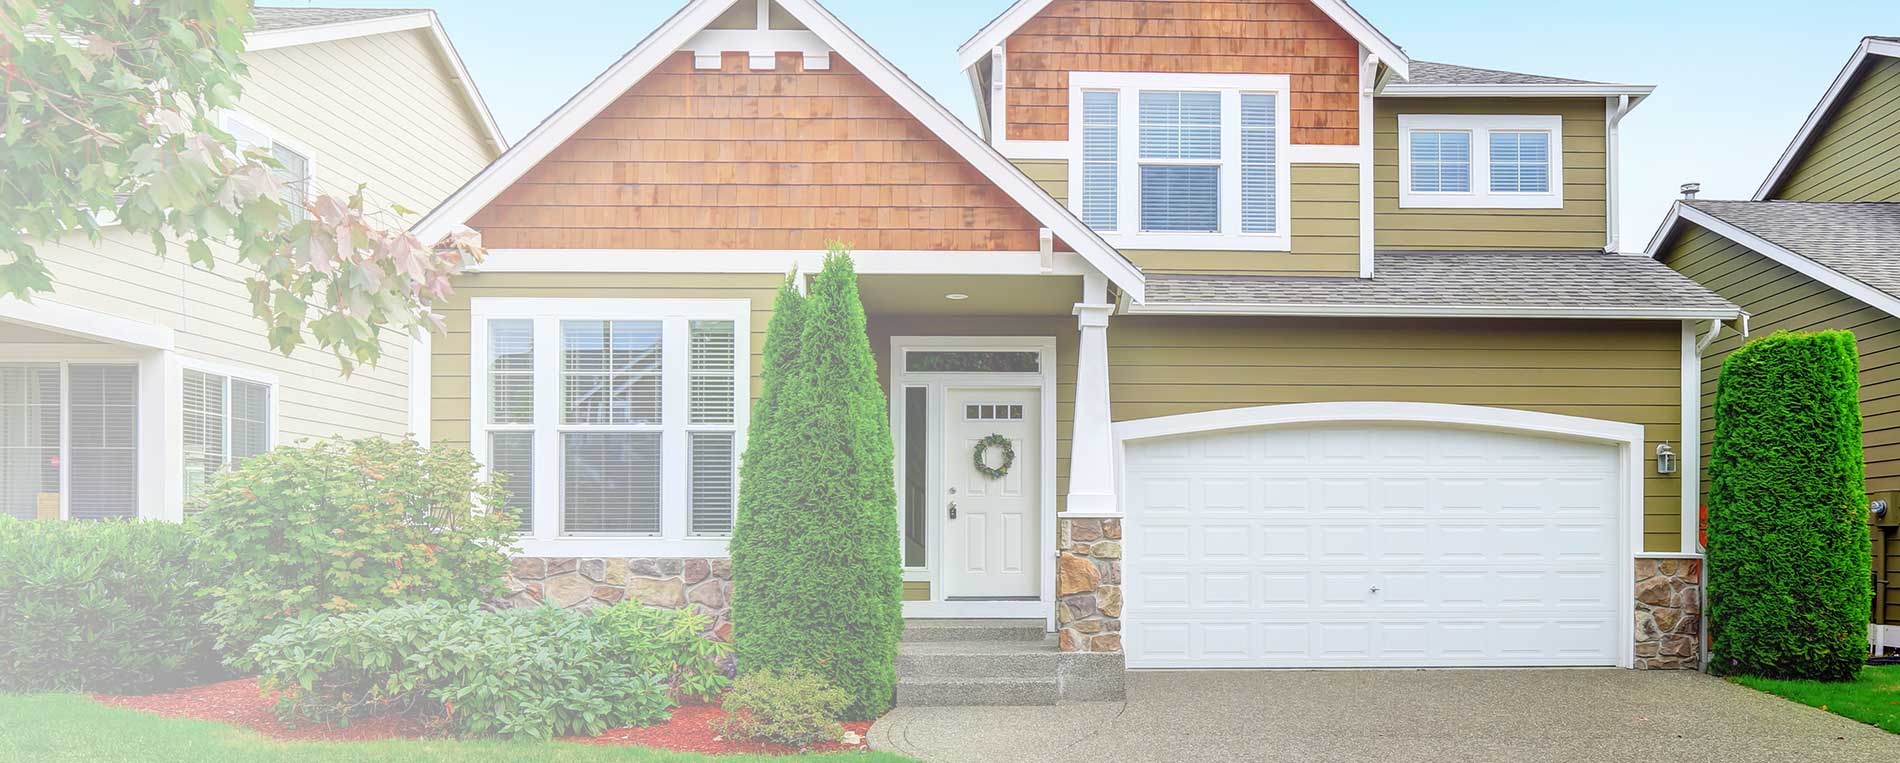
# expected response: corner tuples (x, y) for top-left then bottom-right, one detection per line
(1773, 56), (1900, 202)
(1374, 98), (1607, 251)
(428, 272), (783, 449)
(1107, 316), (1686, 552)
(1008, 160), (1362, 276)
(903, 581), (930, 601)
(1659, 224), (1900, 623)
(866, 314), (1078, 512)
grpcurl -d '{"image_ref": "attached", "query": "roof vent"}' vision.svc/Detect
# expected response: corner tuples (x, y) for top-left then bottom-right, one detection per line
(1680, 182), (1701, 200)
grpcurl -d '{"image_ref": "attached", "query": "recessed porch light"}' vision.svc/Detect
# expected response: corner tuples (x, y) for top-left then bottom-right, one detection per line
(944, 293), (970, 301)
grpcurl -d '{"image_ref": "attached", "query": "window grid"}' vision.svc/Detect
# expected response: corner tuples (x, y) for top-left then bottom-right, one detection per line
(1409, 130), (1473, 193)
(560, 319), (665, 537)
(1137, 90), (1222, 234)
(1489, 131), (1551, 193)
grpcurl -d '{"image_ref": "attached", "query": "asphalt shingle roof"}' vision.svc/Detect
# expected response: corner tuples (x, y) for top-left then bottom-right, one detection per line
(1403, 61), (1596, 86)
(1140, 251), (1740, 317)
(1686, 200), (1900, 298)
(251, 7), (424, 32)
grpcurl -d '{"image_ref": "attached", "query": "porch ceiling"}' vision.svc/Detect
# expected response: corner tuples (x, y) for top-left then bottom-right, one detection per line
(857, 274), (1082, 316)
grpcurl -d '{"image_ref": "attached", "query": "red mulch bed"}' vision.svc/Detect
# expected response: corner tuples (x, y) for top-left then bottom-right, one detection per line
(93, 678), (872, 755)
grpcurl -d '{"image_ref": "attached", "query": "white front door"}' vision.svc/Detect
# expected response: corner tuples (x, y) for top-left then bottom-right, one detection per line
(942, 387), (1040, 599)
(1124, 423), (1623, 668)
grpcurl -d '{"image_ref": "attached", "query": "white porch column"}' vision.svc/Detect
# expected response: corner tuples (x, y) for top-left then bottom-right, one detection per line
(1067, 274), (1117, 513)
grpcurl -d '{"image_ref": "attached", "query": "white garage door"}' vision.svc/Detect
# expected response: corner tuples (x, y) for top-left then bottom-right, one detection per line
(1124, 423), (1622, 668)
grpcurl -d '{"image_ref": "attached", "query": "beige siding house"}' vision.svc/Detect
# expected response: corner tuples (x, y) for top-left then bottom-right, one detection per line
(414, 0), (1739, 698)
(1650, 36), (1900, 643)
(0, 8), (502, 522)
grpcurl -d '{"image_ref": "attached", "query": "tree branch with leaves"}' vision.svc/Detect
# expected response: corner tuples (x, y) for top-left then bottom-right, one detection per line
(1, 0), (484, 373)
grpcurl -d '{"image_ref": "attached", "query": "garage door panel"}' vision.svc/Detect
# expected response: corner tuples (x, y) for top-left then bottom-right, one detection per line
(1125, 423), (1623, 668)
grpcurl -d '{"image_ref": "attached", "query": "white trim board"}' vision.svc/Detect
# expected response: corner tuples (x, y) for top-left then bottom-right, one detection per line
(1754, 37), (1900, 200)
(1646, 202), (1900, 321)
(410, 0), (1145, 301)
(1123, 300), (1741, 321)
(1111, 401), (1644, 669)
(0, 296), (175, 349)
(246, 11), (506, 153)
(472, 248), (1101, 276)
(1380, 83), (1654, 99)
(955, 0), (1410, 81)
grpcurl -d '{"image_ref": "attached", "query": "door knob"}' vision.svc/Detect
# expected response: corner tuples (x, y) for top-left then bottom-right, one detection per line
(1369, 586), (1380, 594)
(947, 502), (957, 519)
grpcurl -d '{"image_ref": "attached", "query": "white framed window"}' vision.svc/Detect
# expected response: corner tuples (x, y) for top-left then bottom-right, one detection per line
(181, 362), (276, 505)
(1398, 114), (1563, 209)
(0, 362), (139, 521)
(471, 299), (750, 556)
(218, 111), (317, 222)
(1068, 72), (1292, 252)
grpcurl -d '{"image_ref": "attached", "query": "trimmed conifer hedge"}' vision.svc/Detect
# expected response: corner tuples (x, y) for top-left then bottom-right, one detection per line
(1707, 329), (1870, 680)
(730, 248), (904, 718)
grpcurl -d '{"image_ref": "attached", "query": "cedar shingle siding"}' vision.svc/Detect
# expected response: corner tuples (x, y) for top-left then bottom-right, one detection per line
(1002, 0), (1361, 144)
(469, 52), (1048, 250)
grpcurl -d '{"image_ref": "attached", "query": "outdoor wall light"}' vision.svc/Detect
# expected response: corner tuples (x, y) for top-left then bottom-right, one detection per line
(944, 293), (970, 301)
(1655, 443), (1678, 475)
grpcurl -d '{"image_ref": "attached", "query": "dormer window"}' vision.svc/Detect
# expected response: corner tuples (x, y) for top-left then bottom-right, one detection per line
(1398, 115), (1562, 209)
(1068, 73), (1291, 251)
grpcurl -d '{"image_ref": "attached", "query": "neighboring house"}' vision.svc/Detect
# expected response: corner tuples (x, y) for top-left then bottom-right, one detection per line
(0, 8), (503, 522)
(1649, 36), (1900, 651)
(412, 0), (1739, 692)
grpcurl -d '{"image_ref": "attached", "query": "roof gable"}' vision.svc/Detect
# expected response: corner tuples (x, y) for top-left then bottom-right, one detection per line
(956, 0), (1410, 80)
(1755, 36), (1900, 200)
(414, 0), (1143, 298)
(1647, 200), (1900, 320)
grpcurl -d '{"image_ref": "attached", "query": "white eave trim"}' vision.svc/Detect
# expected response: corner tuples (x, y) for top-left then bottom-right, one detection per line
(1380, 83), (1654, 99)
(1124, 300), (1741, 321)
(1647, 202), (1900, 321)
(413, 0), (1144, 301)
(1754, 37), (1900, 200)
(0, 296), (176, 349)
(472, 248), (1102, 276)
(954, 0), (1410, 81)
(246, 12), (507, 153)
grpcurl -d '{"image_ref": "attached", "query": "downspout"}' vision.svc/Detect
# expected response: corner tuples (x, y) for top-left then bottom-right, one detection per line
(1605, 94), (1634, 253)
(1693, 315), (1747, 671)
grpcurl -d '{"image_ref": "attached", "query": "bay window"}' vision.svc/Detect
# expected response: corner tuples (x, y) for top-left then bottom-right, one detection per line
(1398, 114), (1563, 208)
(473, 299), (748, 554)
(1069, 72), (1290, 251)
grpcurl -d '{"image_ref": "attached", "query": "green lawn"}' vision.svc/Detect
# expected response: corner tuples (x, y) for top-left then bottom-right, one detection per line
(0, 693), (914, 763)
(1731, 665), (1900, 734)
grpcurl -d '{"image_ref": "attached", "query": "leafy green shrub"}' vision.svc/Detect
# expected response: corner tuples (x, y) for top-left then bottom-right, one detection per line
(0, 518), (225, 692)
(711, 669), (849, 749)
(593, 602), (732, 702)
(1707, 330), (1871, 681)
(729, 250), (904, 719)
(193, 437), (517, 658)
(248, 601), (671, 740)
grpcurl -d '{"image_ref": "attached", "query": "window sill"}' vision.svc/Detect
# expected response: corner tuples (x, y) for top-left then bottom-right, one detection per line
(1099, 231), (1291, 252)
(1398, 192), (1563, 210)
(513, 536), (731, 559)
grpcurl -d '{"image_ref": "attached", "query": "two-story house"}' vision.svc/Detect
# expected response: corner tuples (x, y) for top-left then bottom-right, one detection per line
(0, 9), (503, 522)
(410, 0), (1739, 700)
(1649, 36), (1900, 654)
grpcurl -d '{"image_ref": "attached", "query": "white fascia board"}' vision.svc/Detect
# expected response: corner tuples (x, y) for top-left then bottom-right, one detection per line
(954, 0), (1409, 80)
(1380, 83), (1654, 100)
(0, 296), (176, 349)
(1754, 38), (1898, 200)
(1648, 203), (1900, 321)
(245, 12), (507, 153)
(1123, 301), (1741, 321)
(472, 248), (1101, 276)
(412, 0), (742, 244)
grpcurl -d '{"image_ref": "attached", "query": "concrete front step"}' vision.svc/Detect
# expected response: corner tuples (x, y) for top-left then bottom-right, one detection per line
(901, 618), (1047, 643)
(895, 675), (1061, 706)
(896, 638), (1062, 679)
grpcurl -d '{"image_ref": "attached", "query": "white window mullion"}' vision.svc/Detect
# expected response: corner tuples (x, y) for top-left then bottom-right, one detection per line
(531, 317), (561, 541)
(661, 318), (689, 541)
(1219, 91), (1242, 237)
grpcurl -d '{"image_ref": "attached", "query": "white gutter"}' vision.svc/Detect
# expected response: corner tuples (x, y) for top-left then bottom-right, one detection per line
(1124, 302), (1743, 321)
(1380, 83), (1655, 99)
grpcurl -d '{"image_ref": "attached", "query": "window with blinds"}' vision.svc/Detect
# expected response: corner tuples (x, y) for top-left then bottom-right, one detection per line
(0, 364), (61, 521)
(1079, 91), (1119, 231)
(183, 368), (271, 505)
(223, 112), (314, 224)
(1239, 93), (1278, 234)
(482, 306), (745, 543)
(1409, 130), (1473, 193)
(1489, 131), (1551, 193)
(67, 365), (138, 521)
(1138, 90), (1221, 233)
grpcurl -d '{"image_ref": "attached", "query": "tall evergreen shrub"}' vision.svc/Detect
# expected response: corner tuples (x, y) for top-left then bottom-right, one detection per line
(729, 248), (903, 718)
(1707, 330), (1870, 680)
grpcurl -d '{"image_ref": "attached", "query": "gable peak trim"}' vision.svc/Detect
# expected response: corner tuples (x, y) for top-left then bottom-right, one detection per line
(1754, 36), (1900, 200)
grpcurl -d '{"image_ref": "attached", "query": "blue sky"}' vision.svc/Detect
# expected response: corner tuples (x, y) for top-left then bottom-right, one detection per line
(270, 0), (1895, 251)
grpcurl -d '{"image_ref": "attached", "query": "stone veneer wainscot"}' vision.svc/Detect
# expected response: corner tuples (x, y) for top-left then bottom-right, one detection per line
(502, 557), (733, 641)
(1633, 558), (1703, 670)
(1056, 516), (1124, 652)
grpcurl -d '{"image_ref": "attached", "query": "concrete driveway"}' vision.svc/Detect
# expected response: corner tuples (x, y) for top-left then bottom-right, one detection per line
(869, 669), (1900, 763)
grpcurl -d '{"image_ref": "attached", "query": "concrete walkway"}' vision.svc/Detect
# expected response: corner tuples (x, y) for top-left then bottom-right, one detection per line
(870, 669), (1900, 763)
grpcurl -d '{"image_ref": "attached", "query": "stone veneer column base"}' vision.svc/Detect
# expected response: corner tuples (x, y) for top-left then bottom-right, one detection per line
(1633, 558), (1702, 670)
(500, 557), (733, 641)
(1056, 516), (1124, 653)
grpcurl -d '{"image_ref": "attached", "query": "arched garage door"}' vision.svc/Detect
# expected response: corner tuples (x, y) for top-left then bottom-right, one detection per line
(1122, 409), (1629, 669)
